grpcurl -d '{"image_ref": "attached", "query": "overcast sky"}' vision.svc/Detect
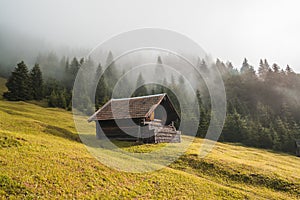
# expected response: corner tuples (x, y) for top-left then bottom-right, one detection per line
(0, 0), (300, 71)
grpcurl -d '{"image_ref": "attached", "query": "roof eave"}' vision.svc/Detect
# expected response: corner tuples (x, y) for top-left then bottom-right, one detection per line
(87, 99), (112, 123)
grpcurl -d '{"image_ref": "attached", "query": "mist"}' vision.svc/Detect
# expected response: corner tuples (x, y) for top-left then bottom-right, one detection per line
(1, 0), (300, 74)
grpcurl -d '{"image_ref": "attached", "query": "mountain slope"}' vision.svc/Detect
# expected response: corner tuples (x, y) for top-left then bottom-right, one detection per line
(0, 78), (299, 199)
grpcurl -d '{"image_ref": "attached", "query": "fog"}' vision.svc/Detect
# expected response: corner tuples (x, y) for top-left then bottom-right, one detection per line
(0, 0), (300, 71)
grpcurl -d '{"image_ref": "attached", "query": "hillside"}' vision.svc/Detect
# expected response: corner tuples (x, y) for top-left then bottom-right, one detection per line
(0, 77), (300, 199)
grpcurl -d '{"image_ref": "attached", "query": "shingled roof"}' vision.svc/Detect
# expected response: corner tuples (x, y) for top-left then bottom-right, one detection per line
(88, 93), (175, 122)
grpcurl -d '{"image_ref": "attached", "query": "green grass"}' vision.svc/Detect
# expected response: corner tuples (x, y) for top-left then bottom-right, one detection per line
(0, 77), (300, 199)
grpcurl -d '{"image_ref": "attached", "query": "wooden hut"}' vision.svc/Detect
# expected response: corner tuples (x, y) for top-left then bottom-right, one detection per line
(295, 139), (300, 157)
(88, 93), (181, 143)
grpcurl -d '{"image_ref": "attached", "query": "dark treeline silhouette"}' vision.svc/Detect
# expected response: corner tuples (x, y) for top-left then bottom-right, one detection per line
(2, 52), (300, 154)
(4, 61), (43, 101)
(211, 58), (300, 154)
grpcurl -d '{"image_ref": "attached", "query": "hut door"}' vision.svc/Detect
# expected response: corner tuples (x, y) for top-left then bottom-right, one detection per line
(154, 105), (167, 125)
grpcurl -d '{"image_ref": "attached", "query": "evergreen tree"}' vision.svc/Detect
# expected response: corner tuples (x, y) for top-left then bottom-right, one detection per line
(104, 51), (119, 91)
(272, 63), (280, 73)
(57, 89), (67, 109)
(70, 57), (80, 76)
(30, 64), (43, 100)
(285, 65), (293, 74)
(222, 110), (247, 142)
(258, 59), (269, 80)
(257, 127), (273, 149)
(272, 128), (281, 150)
(196, 90), (209, 137)
(63, 57), (80, 90)
(65, 58), (69, 73)
(227, 62), (234, 70)
(240, 58), (255, 77)
(95, 63), (109, 107)
(216, 59), (227, 75)
(154, 56), (165, 93)
(240, 58), (250, 73)
(280, 103), (293, 123)
(264, 59), (270, 69)
(256, 102), (272, 128)
(133, 73), (147, 97)
(176, 75), (189, 108)
(48, 89), (68, 109)
(115, 70), (131, 98)
(4, 61), (32, 100)
(48, 90), (58, 107)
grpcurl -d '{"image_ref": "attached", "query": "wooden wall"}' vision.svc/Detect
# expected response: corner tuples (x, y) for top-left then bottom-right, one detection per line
(96, 118), (156, 142)
(95, 118), (181, 143)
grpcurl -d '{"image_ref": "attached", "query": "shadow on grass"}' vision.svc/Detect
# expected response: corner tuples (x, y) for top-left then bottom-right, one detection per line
(78, 133), (141, 150)
(222, 141), (297, 157)
(45, 125), (81, 142)
(173, 154), (300, 195)
(44, 125), (137, 149)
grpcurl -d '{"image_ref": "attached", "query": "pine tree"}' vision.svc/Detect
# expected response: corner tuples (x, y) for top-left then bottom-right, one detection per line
(285, 65), (293, 74)
(240, 58), (250, 73)
(63, 57), (80, 90)
(196, 90), (209, 137)
(48, 90), (58, 107)
(274, 117), (290, 151)
(30, 64), (43, 100)
(95, 63), (109, 107)
(240, 58), (256, 77)
(115, 70), (131, 98)
(48, 89), (68, 109)
(280, 103), (293, 123)
(4, 61), (32, 100)
(256, 102), (272, 128)
(258, 127), (273, 149)
(104, 51), (119, 91)
(65, 58), (69, 73)
(272, 63), (280, 73)
(272, 129), (281, 150)
(154, 56), (165, 93)
(70, 57), (80, 76)
(264, 59), (270, 69)
(291, 122), (300, 141)
(258, 59), (269, 80)
(133, 73), (147, 97)
(222, 109), (247, 142)
(227, 62), (234, 70)
(176, 75), (188, 107)
(55, 90), (66, 109)
(216, 59), (227, 74)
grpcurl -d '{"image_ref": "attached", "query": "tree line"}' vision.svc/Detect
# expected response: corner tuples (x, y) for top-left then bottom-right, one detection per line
(2, 53), (300, 154)
(197, 58), (300, 154)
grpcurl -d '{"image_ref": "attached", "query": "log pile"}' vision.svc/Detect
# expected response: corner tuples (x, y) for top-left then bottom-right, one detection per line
(144, 120), (181, 143)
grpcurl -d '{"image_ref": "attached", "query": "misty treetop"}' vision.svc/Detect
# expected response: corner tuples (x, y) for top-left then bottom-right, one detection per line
(2, 53), (300, 155)
(30, 64), (43, 100)
(4, 61), (41, 101)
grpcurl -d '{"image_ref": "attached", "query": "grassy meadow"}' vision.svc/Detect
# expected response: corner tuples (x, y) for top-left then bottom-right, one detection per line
(0, 77), (300, 199)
